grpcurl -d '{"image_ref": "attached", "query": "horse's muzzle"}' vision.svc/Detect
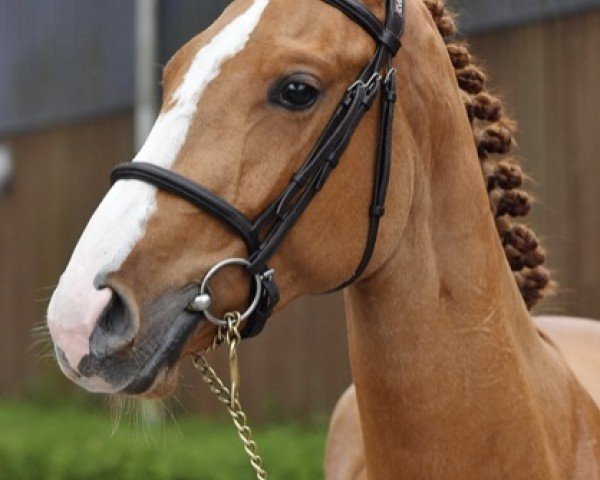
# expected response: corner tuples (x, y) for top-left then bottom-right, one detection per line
(50, 285), (205, 396)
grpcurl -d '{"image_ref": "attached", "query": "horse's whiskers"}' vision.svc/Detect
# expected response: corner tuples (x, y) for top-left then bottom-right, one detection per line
(30, 325), (51, 335)
(33, 296), (54, 304)
(29, 321), (55, 361)
(35, 351), (57, 364)
(35, 284), (58, 292)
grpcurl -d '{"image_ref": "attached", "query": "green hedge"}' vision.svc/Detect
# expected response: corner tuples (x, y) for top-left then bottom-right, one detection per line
(0, 402), (327, 480)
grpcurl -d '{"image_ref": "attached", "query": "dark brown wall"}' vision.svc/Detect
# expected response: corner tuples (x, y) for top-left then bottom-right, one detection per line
(468, 10), (600, 319)
(0, 114), (133, 394)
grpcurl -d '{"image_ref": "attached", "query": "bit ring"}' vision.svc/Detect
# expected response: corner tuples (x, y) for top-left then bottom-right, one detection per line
(198, 258), (263, 327)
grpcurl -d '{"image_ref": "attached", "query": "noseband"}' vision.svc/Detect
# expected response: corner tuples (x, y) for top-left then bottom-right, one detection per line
(111, 0), (405, 338)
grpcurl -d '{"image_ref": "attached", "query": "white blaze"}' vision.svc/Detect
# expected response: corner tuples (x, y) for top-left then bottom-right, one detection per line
(48, 0), (270, 375)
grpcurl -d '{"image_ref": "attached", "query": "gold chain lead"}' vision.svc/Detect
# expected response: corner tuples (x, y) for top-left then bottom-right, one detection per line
(193, 312), (268, 480)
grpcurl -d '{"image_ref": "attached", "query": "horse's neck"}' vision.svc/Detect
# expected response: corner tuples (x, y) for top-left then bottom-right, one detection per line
(343, 124), (589, 478)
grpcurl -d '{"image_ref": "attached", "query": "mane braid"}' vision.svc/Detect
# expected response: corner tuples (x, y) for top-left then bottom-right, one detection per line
(423, 0), (552, 309)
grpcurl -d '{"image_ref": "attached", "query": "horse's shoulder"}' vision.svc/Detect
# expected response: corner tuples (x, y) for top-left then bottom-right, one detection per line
(534, 316), (600, 407)
(325, 385), (367, 480)
(535, 316), (600, 356)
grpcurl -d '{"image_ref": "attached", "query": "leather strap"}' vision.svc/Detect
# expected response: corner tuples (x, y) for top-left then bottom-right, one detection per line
(321, 0), (402, 54)
(111, 0), (405, 339)
(247, 70), (383, 276)
(111, 163), (279, 339)
(334, 69), (397, 290)
(111, 163), (259, 251)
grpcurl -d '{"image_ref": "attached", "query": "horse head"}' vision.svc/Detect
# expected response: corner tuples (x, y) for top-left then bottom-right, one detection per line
(47, 0), (413, 396)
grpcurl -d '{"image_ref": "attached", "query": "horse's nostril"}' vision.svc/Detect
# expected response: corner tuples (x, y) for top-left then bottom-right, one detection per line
(89, 289), (136, 359)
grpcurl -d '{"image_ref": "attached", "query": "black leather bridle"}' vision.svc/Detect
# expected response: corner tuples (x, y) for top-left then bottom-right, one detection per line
(111, 0), (405, 339)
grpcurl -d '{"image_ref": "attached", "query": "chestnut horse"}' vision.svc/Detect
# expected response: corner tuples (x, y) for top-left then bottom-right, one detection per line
(325, 316), (600, 479)
(46, 0), (600, 477)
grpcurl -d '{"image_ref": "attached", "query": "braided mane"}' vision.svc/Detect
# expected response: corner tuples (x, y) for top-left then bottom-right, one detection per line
(423, 0), (551, 309)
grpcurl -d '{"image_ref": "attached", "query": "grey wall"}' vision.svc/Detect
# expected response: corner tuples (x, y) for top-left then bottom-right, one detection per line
(0, 1), (134, 134)
(159, 0), (230, 64)
(2, 0), (599, 134)
(451, 0), (600, 34)
(158, 0), (600, 54)
(0, 0), (230, 135)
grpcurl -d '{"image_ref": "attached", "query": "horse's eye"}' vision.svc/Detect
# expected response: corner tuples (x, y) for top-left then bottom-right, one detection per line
(273, 76), (320, 110)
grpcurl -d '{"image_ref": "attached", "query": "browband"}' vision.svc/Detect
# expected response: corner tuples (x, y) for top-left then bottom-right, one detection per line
(111, 0), (406, 339)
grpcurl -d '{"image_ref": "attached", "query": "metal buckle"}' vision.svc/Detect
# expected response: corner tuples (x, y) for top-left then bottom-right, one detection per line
(366, 72), (382, 91)
(188, 258), (274, 327)
(384, 68), (397, 83)
(347, 72), (382, 93)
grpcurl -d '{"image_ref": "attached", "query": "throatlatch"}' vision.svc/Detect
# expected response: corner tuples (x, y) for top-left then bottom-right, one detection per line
(111, 0), (406, 339)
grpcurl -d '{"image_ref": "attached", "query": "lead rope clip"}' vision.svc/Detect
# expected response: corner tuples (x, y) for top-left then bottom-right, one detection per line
(193, 312), (268, 480)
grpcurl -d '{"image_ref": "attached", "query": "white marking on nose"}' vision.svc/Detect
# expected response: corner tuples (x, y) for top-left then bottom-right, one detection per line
(47, 0), (271, 387)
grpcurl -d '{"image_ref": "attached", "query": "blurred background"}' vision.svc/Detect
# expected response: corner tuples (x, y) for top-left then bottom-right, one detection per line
(0, 0), (599, 478)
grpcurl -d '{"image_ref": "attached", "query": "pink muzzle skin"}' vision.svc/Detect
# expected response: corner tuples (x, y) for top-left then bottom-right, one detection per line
(47, 277), (118, 392)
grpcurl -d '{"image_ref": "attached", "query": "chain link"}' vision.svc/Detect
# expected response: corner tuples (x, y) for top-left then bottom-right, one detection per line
(193, 312), (268, 480)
